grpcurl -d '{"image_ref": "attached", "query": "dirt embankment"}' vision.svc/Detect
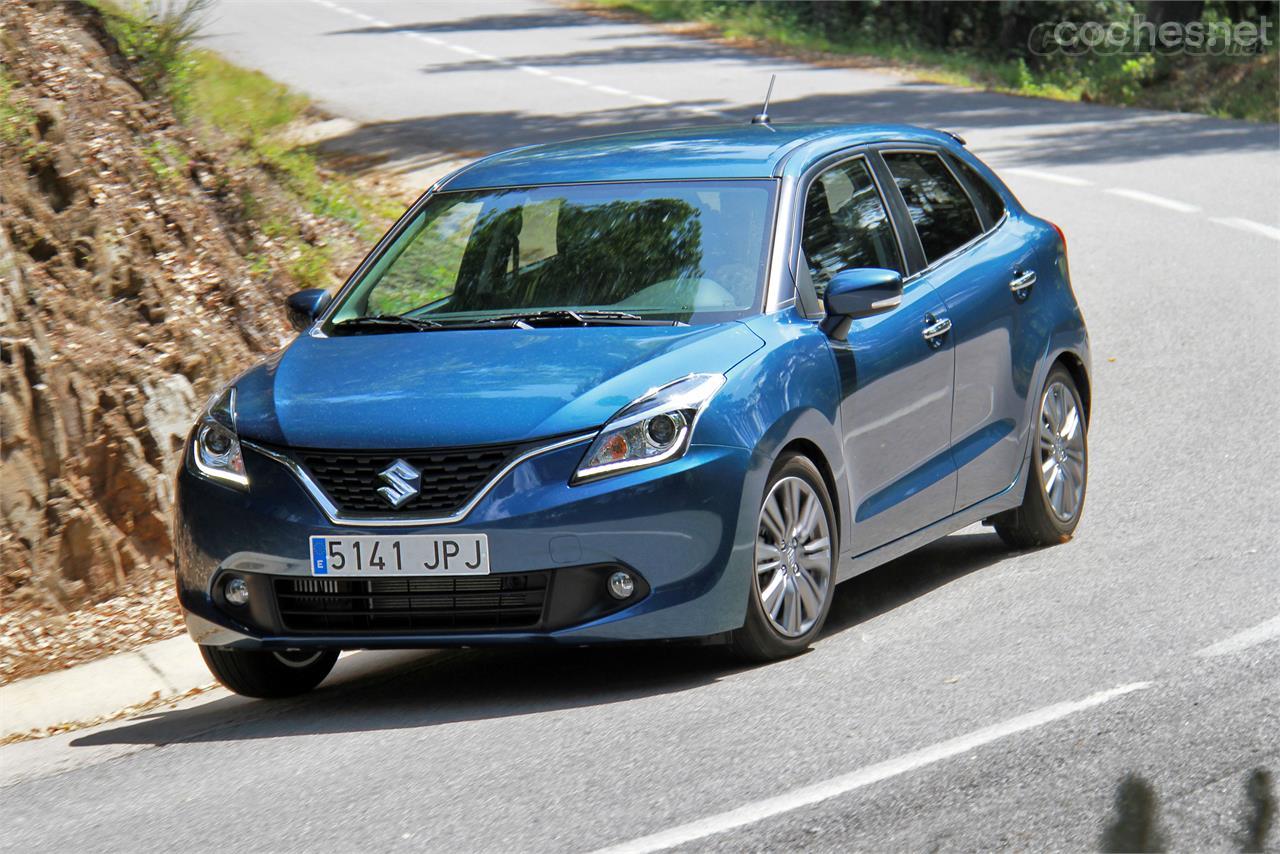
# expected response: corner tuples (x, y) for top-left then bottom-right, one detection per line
(0, 2), (387, 680)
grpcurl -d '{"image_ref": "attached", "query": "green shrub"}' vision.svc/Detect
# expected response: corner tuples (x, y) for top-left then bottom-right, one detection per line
(591, 0), (1278, 122)
(183, 50), (309, 137)
(99, 0), (212, 105)
(0, 65), (41, 160)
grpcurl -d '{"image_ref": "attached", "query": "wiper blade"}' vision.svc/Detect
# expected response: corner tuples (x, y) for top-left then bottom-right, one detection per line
(466, 310), (683, 328)
(330, 315), (444, 334)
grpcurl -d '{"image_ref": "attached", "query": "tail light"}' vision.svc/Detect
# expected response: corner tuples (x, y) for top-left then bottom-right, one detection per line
(1047, 220), (1069, 280)
(1049, 221), (1067, 254)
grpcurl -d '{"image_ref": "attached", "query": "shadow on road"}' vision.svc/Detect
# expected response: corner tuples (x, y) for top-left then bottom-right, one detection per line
(330, 9), (601, 36)
(306, 4), (1276, 178)
(319, 89), (1276, 184)
(825, 529), (1019, 635)
(71, 530), (1019, 749)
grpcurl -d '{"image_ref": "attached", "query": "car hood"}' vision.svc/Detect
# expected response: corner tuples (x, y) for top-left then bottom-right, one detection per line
(234, 323), (764, 449)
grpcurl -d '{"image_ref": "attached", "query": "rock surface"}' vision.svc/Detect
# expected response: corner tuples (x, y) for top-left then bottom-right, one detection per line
(0, 2), (388, 679)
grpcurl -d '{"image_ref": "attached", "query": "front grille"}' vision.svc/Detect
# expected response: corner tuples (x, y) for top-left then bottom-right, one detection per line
(296, 444), (520, 515)
(274, 575), (547, 633)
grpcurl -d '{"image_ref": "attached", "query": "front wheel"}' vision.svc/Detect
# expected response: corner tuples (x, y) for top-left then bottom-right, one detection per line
(731, 453), (838, 662)
(199, 646), (339, 698)
(992, 365), (1088, 548)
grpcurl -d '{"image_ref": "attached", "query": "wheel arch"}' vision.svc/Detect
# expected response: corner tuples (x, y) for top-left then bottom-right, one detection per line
(1053, 350), (1091, 424)
(774, 438), (843, 547)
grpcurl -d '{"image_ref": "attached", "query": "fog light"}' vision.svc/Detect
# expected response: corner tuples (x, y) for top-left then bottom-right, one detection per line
(607, 570), (635, 600)
(224, 576), (250, 606)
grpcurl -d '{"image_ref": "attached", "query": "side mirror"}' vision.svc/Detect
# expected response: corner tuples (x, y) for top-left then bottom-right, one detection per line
(285, 288), (332, 332)
(820, 268), (903, 340)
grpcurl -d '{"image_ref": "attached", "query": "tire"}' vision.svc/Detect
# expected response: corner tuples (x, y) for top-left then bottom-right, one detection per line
(199, 646), (339, 698)
(992, 365), (1088, 549)
(731, 452), (838, 662)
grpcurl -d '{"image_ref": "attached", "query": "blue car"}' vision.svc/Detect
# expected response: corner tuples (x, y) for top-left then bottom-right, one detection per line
(176, 123), (1090, 697)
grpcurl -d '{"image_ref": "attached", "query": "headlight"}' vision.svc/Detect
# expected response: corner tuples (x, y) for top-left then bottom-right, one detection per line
(573, 373), (725, 483)
(190, 386), (248, 489)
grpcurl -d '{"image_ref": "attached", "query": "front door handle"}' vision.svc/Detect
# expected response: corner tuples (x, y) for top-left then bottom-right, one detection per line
(1010, 269), (1037, 298)
(922, 315), (952, 347)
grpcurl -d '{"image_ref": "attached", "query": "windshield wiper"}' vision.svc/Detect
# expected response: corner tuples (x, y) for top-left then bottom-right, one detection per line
(463, 310), (685, 328)
(330, 315), (444, 335)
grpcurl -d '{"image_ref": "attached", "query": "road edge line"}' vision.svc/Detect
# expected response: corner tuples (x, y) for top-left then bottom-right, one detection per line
(590, 681), (1153, 854)
(1195, 615), (1280, 658)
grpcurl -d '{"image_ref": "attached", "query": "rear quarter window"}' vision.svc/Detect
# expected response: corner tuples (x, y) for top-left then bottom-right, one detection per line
(882, 151), (983, 264)
(951, 157), (1007, 225)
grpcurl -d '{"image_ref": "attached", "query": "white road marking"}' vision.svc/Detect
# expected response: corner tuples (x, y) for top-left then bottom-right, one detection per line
(449, 44), (496, 61)
(1004, 167), (1092, 187)
(306, 0), (744, 123)
(307, 0), (1271, 236)
(1210, 217), (1280, 242)
(1105, 187), (1201, 213)
(1196, 615), (1280, 658)
(591, 682), (1153, 854)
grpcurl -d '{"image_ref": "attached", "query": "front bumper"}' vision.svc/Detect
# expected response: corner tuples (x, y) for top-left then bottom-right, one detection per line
(175, 436), (759, 649)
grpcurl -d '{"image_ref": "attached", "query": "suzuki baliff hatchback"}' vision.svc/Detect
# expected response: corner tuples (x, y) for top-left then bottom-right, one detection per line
(177, 124), (1090, 697)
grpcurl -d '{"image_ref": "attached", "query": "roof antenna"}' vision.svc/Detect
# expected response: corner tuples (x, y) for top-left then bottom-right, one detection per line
(751, 74), (776, 126)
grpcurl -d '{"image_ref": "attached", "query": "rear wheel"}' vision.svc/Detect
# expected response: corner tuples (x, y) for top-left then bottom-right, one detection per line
(992, 365), (1088, 548)
(731, 453), (837, 662)
(199, 646), (338, 698)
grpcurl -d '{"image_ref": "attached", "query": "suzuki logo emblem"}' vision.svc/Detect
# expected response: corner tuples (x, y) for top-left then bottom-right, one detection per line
(377, 459), (421, 508)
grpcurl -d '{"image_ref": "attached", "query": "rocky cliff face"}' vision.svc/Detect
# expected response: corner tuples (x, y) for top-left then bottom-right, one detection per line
(0, 2), (376, 624)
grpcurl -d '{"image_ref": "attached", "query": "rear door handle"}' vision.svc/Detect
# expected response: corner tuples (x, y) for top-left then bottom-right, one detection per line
(922, 315), (952, 347)
(1010, 269), (1037, 297)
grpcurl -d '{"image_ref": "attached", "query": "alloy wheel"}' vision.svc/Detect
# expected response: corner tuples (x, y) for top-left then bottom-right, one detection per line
(755, 476), (833, 638)
(1038, 380), (1086, 522)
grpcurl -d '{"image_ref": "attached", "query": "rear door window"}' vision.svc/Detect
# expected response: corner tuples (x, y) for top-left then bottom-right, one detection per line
(882, 151), (983, 264)
(800, 158), (903, 298)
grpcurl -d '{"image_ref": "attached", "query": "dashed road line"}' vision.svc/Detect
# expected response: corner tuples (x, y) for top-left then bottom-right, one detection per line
(591, 682), (1153, 854)
(1004, 167), (1093, 187)
(1104, 187), (1201, 213)
(1196, 614), (1280, 658)
(305, 0), (714, 119)
(448, 44), (497, 61)
(1209, 217), (1280, 242)
(1014, 169), (1275, 239)
(309, 0), (1270, 236)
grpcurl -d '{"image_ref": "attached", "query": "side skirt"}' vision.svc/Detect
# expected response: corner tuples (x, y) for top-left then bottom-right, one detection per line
(835, 460), (1028, 584)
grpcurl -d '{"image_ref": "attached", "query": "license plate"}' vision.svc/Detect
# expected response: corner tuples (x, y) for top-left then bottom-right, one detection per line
(309, 534), (490, 577)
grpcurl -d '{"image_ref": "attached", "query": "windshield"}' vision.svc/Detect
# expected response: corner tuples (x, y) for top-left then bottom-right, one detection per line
(327, 180), (776, 328)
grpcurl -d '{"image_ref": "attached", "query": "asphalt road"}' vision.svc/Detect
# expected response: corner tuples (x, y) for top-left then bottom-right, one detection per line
(4, 2), (1279, 852)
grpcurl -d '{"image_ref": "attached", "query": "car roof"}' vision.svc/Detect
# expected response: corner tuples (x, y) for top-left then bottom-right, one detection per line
(439, 123), (960, 190)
